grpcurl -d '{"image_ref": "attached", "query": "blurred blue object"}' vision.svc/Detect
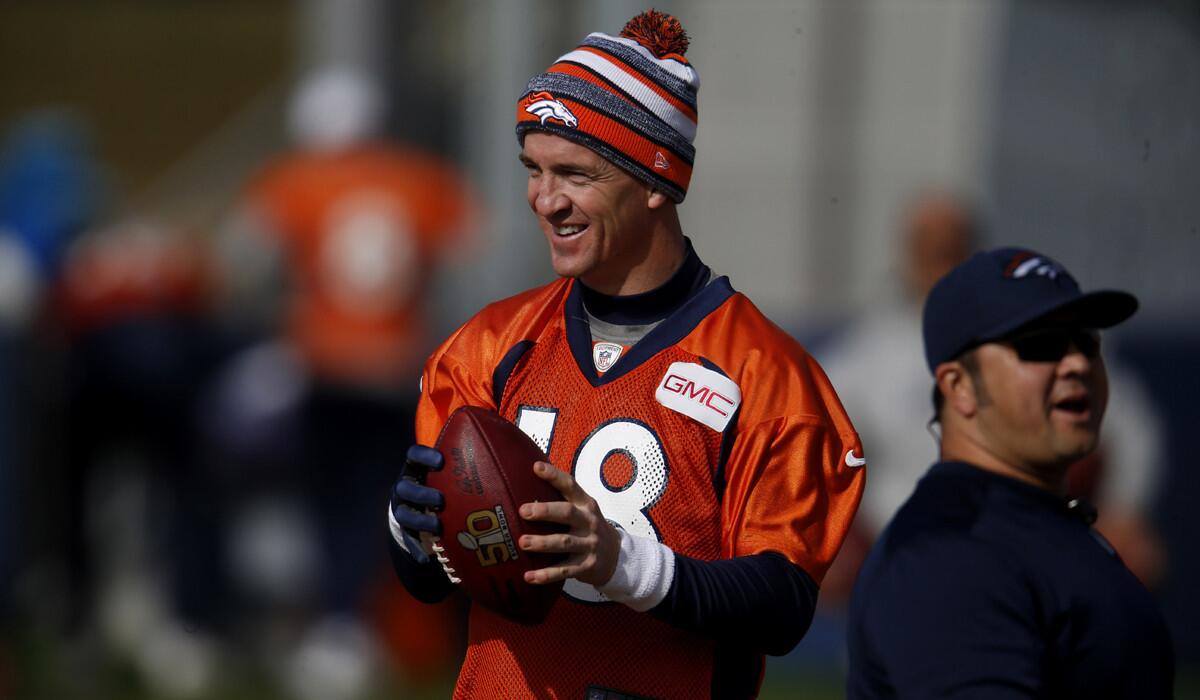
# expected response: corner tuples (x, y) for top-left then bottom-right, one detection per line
(0, 111), (106, 280)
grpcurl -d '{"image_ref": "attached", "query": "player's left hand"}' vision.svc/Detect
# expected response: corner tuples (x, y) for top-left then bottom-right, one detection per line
(518, 461), (620, 587)
(389, 445), (446, 566)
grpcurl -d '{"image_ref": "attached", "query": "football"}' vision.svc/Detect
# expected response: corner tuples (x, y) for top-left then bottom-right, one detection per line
(428, 405), (567, 624)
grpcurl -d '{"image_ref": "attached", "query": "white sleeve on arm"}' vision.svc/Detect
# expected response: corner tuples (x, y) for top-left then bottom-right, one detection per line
(596, 528), (676, 611)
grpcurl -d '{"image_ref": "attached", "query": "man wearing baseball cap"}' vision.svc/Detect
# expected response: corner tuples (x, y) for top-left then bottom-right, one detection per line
(846, 247), (1174, 697)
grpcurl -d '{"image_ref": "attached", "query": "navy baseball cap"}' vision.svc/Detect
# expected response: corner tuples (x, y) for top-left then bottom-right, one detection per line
(922, 247), (1138, 372)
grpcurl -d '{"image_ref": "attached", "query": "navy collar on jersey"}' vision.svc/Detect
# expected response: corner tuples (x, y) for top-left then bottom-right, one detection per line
(564, 244), (736, 387)
(578, 238), (711, 326)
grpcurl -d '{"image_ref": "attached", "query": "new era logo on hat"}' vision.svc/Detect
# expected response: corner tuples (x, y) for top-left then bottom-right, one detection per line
(922, 247), (1138, 371)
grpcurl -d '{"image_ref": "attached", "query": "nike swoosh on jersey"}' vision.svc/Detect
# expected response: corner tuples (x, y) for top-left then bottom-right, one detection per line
(844, 450), (866, 468)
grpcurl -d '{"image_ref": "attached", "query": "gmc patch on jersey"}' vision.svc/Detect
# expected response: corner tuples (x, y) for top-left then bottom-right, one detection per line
(655, 362), (741, 432)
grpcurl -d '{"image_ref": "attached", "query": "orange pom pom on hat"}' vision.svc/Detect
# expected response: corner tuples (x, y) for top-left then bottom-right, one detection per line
(515, 9), (700, 203)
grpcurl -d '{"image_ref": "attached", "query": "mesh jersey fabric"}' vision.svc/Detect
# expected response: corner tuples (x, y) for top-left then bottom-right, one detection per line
(415, 276), (864, 698)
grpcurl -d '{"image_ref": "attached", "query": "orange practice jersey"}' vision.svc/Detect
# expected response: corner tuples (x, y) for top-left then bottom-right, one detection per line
(247, 144), (472, 385)
(416, 276), (864, 699)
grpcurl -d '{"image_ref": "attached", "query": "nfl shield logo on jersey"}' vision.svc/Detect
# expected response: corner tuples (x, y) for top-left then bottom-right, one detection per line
(592, 342), (624, 374)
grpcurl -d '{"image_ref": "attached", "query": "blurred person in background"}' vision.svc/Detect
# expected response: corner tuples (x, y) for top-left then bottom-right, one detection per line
(0, 110), (236, 700)
(206, 65), (476, 698)
(815, 190), (982, 602)
(818, 190), (1167, 601)
(54, 218), (224, 697)
(0, 111), (105, 627)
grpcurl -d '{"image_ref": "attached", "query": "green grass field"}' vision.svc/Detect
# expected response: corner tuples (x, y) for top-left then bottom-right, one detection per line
(7, 627), (1200, 699)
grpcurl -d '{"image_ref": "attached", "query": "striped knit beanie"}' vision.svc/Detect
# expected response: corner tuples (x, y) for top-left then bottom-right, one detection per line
(515, 9), (700, 203)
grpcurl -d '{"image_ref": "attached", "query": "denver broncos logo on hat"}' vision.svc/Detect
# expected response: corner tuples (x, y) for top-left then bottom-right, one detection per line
(1004, 251), (1062, 280)
(524, 91), (578, 128)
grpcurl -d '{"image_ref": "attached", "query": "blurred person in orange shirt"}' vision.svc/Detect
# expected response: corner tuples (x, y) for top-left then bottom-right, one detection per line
(207, 65), (476, 696)
(220, 67), (476, 390)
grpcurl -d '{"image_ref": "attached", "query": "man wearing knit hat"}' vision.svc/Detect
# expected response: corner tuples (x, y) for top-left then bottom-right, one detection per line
(846, 248), (1173, 697)
(388, 11), (864, 698)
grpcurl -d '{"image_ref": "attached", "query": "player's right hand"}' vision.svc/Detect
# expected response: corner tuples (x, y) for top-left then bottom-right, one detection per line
(518, 461), (621, 588)
(388, 445), (445, 565)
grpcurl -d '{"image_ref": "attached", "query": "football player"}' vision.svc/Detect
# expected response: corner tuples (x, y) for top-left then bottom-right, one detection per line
(388, 10), (865, 698)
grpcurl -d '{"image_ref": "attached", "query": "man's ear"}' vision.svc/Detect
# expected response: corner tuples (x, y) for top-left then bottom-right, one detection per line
(935, 361), (978, 419)
(647, 189), (670, 210)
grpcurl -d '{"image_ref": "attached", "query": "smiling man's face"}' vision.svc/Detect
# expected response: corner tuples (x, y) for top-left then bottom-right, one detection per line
(520, 132), (662, 295)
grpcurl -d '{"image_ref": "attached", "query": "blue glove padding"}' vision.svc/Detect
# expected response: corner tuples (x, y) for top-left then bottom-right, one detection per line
(389, 444), (446, 565)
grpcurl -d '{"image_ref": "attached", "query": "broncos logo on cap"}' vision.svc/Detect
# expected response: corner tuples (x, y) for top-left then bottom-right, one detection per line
(1004, 251), (1062, 280)
(524, 91), (578, 128)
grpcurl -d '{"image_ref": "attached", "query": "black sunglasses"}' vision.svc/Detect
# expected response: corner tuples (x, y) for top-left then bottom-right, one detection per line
(1001, 328), (1101, 363)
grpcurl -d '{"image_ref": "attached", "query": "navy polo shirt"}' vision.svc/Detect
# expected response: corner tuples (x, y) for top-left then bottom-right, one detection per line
(847, 461), (1173, 699)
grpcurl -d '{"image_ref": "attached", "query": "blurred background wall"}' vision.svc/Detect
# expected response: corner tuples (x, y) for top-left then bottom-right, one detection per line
(0, 1), (1196, 698)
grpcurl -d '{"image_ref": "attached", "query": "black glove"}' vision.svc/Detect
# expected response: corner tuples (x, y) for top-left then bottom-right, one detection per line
(388, 444), (445, 565)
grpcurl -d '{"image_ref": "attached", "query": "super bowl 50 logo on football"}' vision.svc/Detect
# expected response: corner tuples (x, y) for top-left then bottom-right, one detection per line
(457, 506), (519, 567)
